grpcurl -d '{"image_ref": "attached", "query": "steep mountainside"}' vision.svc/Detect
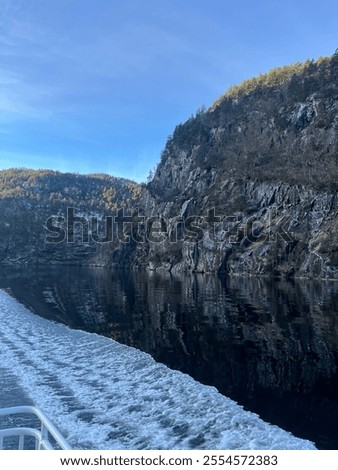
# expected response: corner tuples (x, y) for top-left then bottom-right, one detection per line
(0, 169), (142, 265)
(135, 53), (338, 279)
(0, 53), (337, 279)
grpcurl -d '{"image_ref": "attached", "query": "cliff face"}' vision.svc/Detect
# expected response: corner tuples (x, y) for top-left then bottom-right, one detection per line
(137, 181), (337, 279)
(134, 54), (338, 279)
(1, 54), (337, 279)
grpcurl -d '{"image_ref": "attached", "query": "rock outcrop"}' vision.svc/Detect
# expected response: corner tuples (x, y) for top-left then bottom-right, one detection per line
(134, 53), (338, 279)
(0, 53), (337, 279)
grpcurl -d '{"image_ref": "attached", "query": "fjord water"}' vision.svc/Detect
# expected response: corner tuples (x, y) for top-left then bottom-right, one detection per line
(0, 290), (316, 450)
(0, 267), (337, 449)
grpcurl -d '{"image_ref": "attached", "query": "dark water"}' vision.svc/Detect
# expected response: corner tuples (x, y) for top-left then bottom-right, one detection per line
(0, 266), (338, 449)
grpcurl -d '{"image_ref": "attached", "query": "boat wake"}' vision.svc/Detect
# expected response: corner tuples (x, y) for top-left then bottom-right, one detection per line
(0, 290), (316, 450)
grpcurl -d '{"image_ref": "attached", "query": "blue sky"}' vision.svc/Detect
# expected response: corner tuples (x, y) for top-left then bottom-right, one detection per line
(0, 0), (337, 182)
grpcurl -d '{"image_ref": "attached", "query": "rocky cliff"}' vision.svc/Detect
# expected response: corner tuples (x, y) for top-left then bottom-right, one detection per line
(134, 53), (338, 279)
(0, 53), (337, 279)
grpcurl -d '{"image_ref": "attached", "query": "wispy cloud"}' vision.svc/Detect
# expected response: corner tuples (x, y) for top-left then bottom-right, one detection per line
(1, 0), (335, 179)
(0, 67), (54, 121)
(0, 0), (231, 128)
(0, 3), (73, 122)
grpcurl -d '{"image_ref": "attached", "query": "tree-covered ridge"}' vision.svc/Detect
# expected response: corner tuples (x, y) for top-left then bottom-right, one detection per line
(0, 168), (144, 266)
(0, 168), (142, 210)
(211, 54), (334, 108)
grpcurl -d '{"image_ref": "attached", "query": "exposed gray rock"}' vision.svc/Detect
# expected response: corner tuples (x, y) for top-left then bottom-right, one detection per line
(133, 54), (338, 279)
(134, 180), (337, 279)
(1, 54), (337, 279)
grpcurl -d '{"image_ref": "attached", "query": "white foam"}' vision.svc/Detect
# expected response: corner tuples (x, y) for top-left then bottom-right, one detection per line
(0, 290), (316, 450)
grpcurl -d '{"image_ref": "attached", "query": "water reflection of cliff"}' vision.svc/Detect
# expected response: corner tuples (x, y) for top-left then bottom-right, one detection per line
(1, 267), (338, 449)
